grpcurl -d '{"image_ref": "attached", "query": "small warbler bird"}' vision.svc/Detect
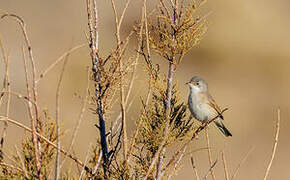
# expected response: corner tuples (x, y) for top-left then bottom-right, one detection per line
(186, 76), (232, 137)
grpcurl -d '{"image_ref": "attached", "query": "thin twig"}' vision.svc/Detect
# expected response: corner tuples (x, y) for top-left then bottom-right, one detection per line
(161, 108), (229, 180)
(15, 145), (29, 179)
(0, 37), (10, 150)
(0, 90), (36, 106)
(79, 143), (92, 180)
(221, 150), (229, 180)
(166, 145), (187, 180)
(263, 108), (281, 180)
(0, 162), (23, 173)
(154, 61), (175, 180)
(54, 46), (70, 180)
(231, 146), (255, 180)
(191, 157), (200, 180)
(203, 160), (218, 180)
(109, 89), (138, 147)
(126, 0), (151, 164)
(21, 45), (42, 178)
(205, 127), (216, 180)
(60, 68), (90, 169)
(1, 14), (42, 178)
(145, 107), (228, 180)
(36, 43), (86, 84)
(155, 0), (179, 178)
(111, 0), (131, 164)
(92, 150), (102, 175)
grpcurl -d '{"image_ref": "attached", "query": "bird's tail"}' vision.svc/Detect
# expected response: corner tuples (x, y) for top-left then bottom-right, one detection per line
(214, 120), (232, 137)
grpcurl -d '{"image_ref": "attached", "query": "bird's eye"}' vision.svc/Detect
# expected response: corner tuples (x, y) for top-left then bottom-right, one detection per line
(195, 82), (199, 86)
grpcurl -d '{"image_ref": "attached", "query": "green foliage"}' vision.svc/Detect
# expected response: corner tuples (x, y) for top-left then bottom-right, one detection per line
(149, 1), (208, 65)
(138, 83), (194, 154)
(0, 112), (57, 179)
(131, 78), (194, 178)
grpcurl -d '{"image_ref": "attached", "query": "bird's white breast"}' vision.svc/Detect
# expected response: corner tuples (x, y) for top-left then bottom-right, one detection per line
(188, 90), (216, 122)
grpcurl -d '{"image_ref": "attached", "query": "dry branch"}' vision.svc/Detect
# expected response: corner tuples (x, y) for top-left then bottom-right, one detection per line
(263, 108), (280, 180)
(191, 156), (200, 180)
(0, 14), (45, 178)
(36, 43), (86, 84)
(60, 68), (90, 169)
(86, 0), (109, 176)
(203, 159), (217, 180)
(54, 46), (70, 180)
(221, 150), (229, 180)
(231, 146), (254, 180)
(205, 127), (216, 180)
(0, 37), (10, 151)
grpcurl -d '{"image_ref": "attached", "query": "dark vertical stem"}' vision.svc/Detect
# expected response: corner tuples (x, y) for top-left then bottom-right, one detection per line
(92, 44), (109, 177)
(87, 0), (109, 177)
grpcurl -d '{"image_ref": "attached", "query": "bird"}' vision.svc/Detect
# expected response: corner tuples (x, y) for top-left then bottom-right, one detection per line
(186, 76), (232, 137)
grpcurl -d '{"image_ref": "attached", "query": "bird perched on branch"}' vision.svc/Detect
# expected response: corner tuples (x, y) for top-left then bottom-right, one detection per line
(186, 76), (232, 137)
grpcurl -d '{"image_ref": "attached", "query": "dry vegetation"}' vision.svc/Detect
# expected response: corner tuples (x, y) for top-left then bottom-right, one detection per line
(0, 0), (281, 179)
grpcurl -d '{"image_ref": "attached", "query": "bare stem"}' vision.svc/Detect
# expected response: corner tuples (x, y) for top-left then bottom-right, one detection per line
(203, 160), (217, 180)
(111, 0), (131, 164)
(221, 151), (229, 180)
(60, 68), (90, 169)
(231, 146), (254, 180)
(263, 108), (280, 180)
(155, 0), (179, 177)
(205, 127), (216, 180)
(36, 43), (86, 84)
(1, 14), (43, 178)
(54, 48), (69, 180)
(191, 157), (200, 180)
(21, 45), (42, 179)
(155, 61), (175, 180)
(0, 37), (10, 150)
(86, 0), (109, 175)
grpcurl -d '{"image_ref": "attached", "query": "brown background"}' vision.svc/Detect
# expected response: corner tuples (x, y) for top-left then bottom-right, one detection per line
(0, 0), (289, 179)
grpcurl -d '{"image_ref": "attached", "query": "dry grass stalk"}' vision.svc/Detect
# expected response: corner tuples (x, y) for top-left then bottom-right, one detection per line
(203, 159), (217, 180)
(54, 46), (70, 180)
(79, 143), (92, 180)
(125, 0), (149, 163)
(263, 108), (280, 180)
(1, 14), (43, 179)
(205, 127), (216, 180)
(111, 0), (132, 165)
(14, 145), (29, 178)
(191, 156), (200, 180)
(231, 146), (254, 180)
(0, 37), (10, 151)
(60, 68), (90, 169)
(221, 150), (229, 180)
(36, 43), (86, 84)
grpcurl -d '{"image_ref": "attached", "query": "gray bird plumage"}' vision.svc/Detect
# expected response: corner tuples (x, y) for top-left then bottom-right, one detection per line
(187, 76), (232, 137)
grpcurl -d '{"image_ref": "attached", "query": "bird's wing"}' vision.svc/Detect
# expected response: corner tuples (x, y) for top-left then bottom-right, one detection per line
(207, 94), (224, 120)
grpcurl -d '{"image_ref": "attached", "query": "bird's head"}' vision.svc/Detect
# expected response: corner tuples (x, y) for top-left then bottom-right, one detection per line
(186, 76), (208, 93)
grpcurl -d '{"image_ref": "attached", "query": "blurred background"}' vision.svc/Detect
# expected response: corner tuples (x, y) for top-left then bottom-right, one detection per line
(0, 0), (289, 179)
